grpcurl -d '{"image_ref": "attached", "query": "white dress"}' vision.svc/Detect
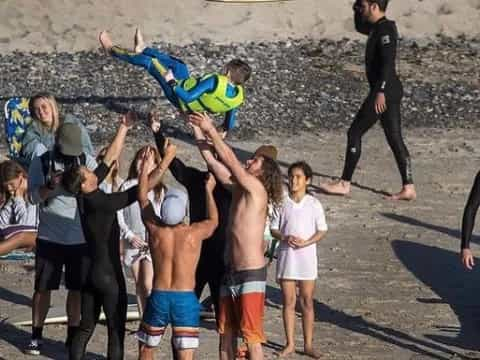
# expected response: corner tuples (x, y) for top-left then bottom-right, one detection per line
(272, 194), (327, 280)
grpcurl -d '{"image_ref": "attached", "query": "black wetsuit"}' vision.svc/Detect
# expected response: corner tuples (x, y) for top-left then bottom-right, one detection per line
(69, 162), (138, 360)
(341, 5), (413, 185)
(154, 131), (231, 324)
(461, 171), (480, 249)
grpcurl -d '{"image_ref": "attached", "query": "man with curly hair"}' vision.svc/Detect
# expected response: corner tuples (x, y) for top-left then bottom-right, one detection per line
(189, 112), (283, 360)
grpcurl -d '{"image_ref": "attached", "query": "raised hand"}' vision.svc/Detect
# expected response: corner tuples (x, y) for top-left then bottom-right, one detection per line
(148, 111), (161, 133)
(188, 112), (215, 132)
(122, 110), (138, 129)
(163, 138), (177, 161)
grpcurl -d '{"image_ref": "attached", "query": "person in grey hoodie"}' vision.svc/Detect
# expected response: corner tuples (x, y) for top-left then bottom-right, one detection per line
(19, 93), (94, 167)
(25, 121), (97, 356)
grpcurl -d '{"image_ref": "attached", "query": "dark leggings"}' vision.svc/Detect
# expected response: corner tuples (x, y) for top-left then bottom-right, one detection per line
(195, 262), (223, 326)
(341, 94), (413, 185)
(69, 282), (127, 360)
(111, 46), (189, 108)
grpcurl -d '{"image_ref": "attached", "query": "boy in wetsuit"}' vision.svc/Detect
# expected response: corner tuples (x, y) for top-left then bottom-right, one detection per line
(62, 112), (177, 360)
(136, 149), (218, 360)
(320, 0), (416, 201)
(99, 29), (251, 135)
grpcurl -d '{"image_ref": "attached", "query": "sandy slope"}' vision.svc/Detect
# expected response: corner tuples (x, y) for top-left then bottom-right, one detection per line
(0, 0), (480, 53)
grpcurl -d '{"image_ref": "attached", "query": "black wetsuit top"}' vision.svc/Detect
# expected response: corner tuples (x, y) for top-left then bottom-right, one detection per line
(79, 162), (138, 283)
(354, 8), (402, 98)
(461, 171), (480, 249)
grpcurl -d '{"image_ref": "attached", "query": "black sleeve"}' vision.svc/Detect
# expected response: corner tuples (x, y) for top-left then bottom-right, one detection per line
(153, 130), (204, 188)
(100, 186), (139, 212)
(353, 2), (371, 35)
(461, 172), (480, 249)
(375, 23), (397, 94)
(94, 162), (111, 185)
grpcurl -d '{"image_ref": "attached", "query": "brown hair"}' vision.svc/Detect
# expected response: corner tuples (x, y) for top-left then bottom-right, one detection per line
(29, 93), (61, 132)
(127, 145), (165, 200)
(224, 59), (252, 85)
(62, 165), (85, 195)
(258, 156), (284, 208)
(0, 160), (28, 202)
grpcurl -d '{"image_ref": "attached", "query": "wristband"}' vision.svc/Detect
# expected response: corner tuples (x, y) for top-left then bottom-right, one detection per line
(167, 79), (177, 87)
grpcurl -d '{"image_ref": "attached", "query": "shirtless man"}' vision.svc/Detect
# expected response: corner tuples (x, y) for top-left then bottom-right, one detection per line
(136, 149), (219, 360)
(189, 112), (284, 360)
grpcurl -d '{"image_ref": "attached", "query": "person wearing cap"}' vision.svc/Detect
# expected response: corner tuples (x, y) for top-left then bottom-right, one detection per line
(135, 149), (219, 360)
(149, 111), (232, 330)
(25, 118), (98, 355)
(61, 114), (177, 360)
(189, 112), (284, 360)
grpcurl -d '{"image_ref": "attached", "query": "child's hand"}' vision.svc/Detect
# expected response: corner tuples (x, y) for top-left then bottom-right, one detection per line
(148, 111), (161, 133)
(164, 69), (175, 82)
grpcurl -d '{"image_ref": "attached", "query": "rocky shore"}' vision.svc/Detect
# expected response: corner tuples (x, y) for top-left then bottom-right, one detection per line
(0, 36), (479, 143)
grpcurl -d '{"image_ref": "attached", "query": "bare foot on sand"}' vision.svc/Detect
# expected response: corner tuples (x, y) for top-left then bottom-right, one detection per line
(318, 179), (351, 196)
(303, 347), (322, 359)
(134, 28), (145, 54)
(99, 30), (113, 53)
(276, 345), (295, 357)
(386, 184), (417, 201)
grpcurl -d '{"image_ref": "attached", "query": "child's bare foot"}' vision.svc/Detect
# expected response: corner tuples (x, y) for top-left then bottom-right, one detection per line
(99, 30), (113, 54)
(318, 179), (351, 196)
(303, 347), (322, 359)
(386, 184), (417, 201)
(276, 345), (295, 357)
(134, 28), (146, 54)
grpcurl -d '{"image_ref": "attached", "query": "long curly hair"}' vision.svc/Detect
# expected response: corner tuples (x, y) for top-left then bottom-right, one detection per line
(258, 156), (284, 208)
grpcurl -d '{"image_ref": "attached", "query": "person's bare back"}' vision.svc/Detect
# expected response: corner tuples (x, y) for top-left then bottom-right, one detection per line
(136, 145), (218, 360)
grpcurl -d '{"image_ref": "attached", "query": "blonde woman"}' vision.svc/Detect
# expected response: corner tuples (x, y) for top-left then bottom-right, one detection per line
(20, 93), (94, 165)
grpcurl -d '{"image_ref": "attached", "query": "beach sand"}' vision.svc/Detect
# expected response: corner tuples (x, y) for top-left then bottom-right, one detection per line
(0, 0), (480, 53)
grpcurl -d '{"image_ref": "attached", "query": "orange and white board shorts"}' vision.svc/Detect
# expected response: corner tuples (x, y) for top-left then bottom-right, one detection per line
(218, 267), (267, 345)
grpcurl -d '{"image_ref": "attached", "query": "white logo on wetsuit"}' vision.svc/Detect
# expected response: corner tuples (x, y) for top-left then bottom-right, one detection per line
(381, 35), (390, 45)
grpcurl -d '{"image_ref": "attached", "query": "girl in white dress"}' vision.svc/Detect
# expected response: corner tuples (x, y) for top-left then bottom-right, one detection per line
(271, 161), (328, 358)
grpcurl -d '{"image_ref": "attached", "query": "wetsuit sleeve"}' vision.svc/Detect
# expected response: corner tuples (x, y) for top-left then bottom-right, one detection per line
(153, 130), (202, 188)
(173, 76), (216, 104)
(461, 171), (480, 249)
(223, 109), (237, 131)
(101, 186), (139, 212)
(375, 24), (397, 94)
(94, 162), (111, 185)
(353, 2), (371, 35)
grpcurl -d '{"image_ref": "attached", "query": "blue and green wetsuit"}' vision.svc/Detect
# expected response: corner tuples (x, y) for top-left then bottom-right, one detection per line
(111, 46), (243, 131)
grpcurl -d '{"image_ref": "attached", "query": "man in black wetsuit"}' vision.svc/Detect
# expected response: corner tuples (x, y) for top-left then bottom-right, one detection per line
(460, 171), (480, 270)
(320, 0), (416, 201)
(63, 112), (177, 360)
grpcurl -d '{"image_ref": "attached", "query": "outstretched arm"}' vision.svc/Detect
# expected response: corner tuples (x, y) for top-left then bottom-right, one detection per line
(191, 124), (233, 187)
(102, 111), (136, 168)
(190, 173), (219, 240)
(189, 113), (262, 194)
(461, 171), (480, 270)
(150, 112), (201, 187)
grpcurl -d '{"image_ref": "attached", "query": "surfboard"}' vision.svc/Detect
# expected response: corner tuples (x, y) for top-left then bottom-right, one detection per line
(11, 304), (140, 326)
